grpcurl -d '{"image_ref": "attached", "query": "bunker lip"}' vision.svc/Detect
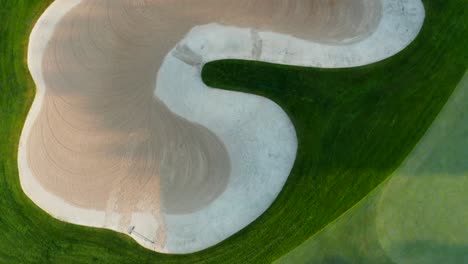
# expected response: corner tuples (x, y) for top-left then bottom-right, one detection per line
(19, 0), (424, 254)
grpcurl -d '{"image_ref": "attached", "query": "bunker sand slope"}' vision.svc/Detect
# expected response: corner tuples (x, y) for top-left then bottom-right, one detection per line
(20, 0), (424, 253)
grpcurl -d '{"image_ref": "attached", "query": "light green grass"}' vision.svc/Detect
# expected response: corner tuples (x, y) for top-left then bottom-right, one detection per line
(375, 72), (468, 264)
(0, 0), (467, 263)
(276, 72), (468, 264)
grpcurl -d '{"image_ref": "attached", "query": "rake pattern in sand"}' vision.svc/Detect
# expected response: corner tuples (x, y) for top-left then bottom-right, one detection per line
(20, 0), (424, 253)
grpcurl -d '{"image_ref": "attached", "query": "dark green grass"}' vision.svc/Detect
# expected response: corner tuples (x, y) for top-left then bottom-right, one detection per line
(0, 0), (466, 263)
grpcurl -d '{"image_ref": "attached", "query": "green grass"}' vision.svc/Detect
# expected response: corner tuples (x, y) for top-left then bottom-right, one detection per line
(276, 72), (468, 264)
(201, 0), (467, 262)
(0, 0), (467, 263)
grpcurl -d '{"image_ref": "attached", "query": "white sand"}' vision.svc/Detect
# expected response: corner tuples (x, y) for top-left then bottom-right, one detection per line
(20, 0), (425, 254)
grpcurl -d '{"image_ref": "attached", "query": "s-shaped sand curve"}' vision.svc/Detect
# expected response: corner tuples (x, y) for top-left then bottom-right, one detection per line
(20, 0), (424, 253)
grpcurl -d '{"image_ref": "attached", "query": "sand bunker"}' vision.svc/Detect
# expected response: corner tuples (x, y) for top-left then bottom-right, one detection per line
(20, 0), (425, 253)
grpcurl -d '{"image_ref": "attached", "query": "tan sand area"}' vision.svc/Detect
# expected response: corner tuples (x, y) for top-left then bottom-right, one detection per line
(20, 0), (425, 253)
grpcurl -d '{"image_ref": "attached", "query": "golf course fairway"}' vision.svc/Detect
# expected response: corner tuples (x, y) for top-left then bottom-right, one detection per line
(276, 72), (468, 264)
(0, 0), (466, 263)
